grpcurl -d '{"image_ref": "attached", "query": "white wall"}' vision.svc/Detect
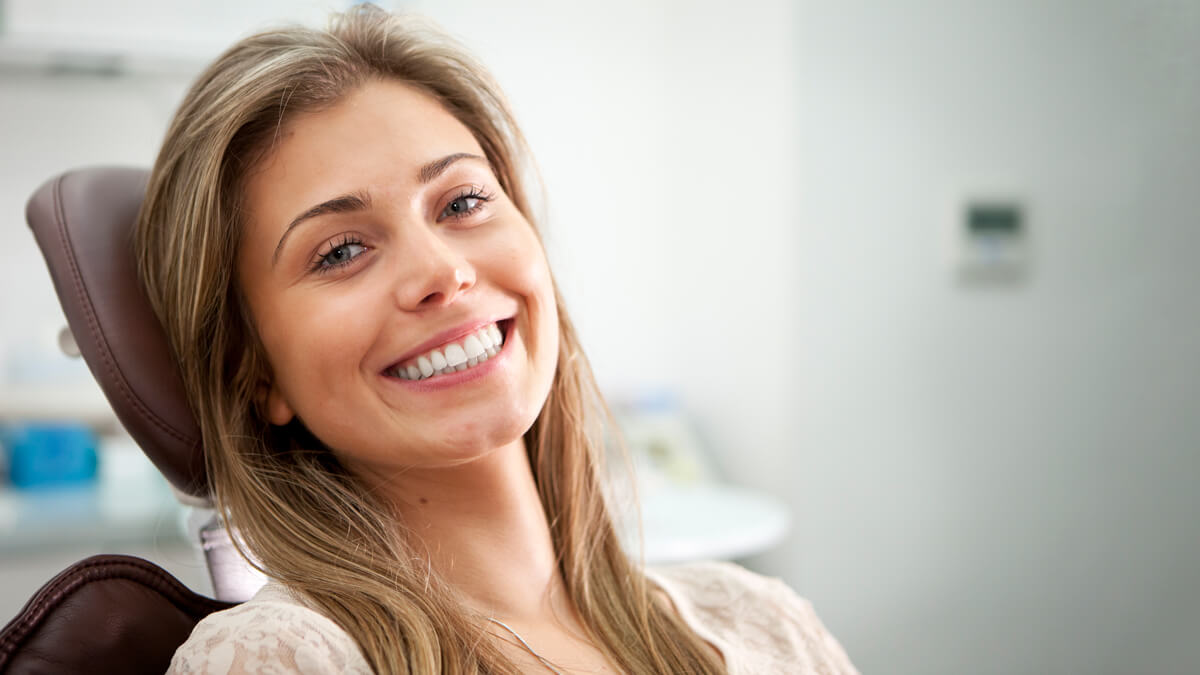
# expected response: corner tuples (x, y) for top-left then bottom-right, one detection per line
(784, 1), (1200, 673)
(0, 73), (183, 355)
(2, 2), (1198, 673)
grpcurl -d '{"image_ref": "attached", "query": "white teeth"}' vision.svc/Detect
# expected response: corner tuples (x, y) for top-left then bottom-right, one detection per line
(390, 322), (506, 381)
(479, 326), (499, 356)
(430, 349), (447, 371)
(463, 335), (485, 359)
(443, 343), (468, 367)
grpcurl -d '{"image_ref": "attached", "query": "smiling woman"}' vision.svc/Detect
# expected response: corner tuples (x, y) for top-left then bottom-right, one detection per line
(134, 5), (857, 674)
(240, 80), (560, 480)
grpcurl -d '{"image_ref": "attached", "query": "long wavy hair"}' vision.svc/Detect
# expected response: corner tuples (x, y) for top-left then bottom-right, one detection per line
(134, 6), (724, 674)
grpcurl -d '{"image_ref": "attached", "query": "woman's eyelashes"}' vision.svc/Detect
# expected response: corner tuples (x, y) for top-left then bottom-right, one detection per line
(440, 185), (494, 222)
(311, 234), (368, 274)
(306, 186), (494, 275)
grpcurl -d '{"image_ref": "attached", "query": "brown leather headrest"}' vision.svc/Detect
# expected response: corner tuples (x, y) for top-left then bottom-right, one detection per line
(25, 168), (208, 498)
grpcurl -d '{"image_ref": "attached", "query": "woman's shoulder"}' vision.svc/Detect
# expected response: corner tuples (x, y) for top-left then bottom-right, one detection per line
(646, 559), (815, 617)
(648, 559), (790, 598)
(646, 560), (859, 674)
(168, 581), (371, 675)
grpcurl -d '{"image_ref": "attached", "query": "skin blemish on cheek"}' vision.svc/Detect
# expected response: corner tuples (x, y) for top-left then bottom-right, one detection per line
(419, 497), (429, 504)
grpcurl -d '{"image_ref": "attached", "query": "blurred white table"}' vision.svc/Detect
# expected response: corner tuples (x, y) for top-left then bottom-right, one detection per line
(636, 483), (790, 564)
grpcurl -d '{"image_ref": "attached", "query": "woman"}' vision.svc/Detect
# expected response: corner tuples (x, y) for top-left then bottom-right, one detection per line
(137, 5), (857, 674)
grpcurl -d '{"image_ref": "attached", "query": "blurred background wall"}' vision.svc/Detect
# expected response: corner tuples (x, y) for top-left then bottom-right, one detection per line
(1, 1), (1197, 673)
(785, 3), (1200, 673)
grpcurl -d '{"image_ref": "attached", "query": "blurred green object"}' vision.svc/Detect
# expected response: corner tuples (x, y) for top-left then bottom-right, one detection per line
(617, 389), (714, 488)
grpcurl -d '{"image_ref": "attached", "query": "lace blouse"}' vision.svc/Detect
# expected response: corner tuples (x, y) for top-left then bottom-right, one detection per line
(169, 560), (858, 674)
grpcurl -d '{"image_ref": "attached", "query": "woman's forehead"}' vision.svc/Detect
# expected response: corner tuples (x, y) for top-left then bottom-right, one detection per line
(244, 80), (485, 223)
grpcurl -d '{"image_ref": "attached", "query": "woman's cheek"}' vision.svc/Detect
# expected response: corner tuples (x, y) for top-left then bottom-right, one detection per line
(469, 223), (542, 293)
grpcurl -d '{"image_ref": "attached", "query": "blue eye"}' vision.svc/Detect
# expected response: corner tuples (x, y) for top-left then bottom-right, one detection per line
(446, 196), (479, 215)
(440, 188), (492, 221)
(313, 236), (367, 273)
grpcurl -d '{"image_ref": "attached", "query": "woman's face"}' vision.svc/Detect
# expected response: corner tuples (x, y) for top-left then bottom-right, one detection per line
(237, 79), (559, 479)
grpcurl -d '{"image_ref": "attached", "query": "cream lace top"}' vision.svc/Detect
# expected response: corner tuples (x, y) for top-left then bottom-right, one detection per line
(169, 561), (858, 674)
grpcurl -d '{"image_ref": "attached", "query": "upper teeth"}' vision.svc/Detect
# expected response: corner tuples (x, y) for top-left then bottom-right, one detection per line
(391, 323), (504, 380)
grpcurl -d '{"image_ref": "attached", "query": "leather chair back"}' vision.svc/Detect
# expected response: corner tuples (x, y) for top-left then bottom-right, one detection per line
(0, 168), (241, 672)
(24, 167), (208, 499)
(0, 555), (234, 674)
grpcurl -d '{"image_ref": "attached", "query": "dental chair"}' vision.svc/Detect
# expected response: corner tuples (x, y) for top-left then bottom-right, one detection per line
(0, 168), (260, 673)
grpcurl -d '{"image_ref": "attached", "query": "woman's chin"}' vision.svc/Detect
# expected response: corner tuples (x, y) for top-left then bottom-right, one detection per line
(434, 410), (536, 461)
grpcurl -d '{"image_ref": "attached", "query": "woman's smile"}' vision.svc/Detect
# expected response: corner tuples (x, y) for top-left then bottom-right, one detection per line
(384, 318), (509, 380)
(381, 318), (516, 391)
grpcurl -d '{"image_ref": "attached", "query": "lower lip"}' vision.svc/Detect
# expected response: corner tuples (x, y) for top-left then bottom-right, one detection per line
(382, 323), (513, 392)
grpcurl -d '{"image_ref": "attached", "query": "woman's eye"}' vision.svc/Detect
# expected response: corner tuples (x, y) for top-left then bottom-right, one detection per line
(314, 239), (367, 272)
(446, 196), (479, 215)
(440, 189), (491, 221)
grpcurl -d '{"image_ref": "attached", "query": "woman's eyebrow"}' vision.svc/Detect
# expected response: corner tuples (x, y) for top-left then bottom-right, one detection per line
(418, 152), (487, 183)
(273, 191), (371, 264)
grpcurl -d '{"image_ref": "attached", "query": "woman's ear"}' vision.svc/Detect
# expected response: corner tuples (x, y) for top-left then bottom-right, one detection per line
(257, 380), (296, 426)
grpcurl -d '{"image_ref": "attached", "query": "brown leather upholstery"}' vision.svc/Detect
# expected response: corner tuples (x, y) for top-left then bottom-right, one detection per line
(3, 170), (237, 670)
(0, 555), (235, 674)
(25, 167), (207, 499)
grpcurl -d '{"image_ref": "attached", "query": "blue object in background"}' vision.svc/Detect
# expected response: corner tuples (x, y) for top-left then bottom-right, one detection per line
(1, 423), (98, 489)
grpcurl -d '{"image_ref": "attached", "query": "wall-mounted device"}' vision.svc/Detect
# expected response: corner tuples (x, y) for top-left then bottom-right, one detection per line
(947, 195), (1031, 284)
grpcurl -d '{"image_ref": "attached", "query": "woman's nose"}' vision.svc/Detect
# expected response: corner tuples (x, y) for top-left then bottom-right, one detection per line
(390, 227), (476, 310)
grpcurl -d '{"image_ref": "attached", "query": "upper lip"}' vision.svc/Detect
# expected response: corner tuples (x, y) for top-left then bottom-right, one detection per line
(383, 316), (510, 371)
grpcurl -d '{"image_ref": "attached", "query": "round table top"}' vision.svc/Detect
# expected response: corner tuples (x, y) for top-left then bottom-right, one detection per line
(632, 482), (791, 565)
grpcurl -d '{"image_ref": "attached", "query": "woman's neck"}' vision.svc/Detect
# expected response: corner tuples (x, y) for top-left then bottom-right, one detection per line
(382, 438), (570, 623)
(361, 439), (623, 674)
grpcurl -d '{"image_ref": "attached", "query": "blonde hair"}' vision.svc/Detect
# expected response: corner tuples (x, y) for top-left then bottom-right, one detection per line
(135, 6), (724, 674)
